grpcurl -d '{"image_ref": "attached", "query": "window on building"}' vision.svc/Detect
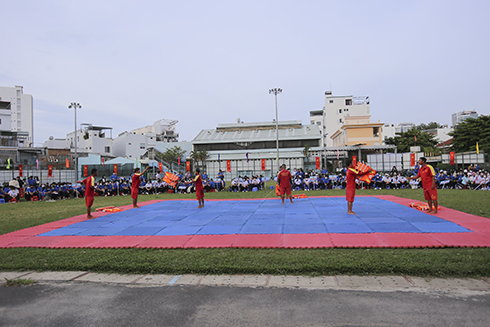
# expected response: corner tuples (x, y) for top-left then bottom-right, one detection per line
(373, 127), (380, 137)
(339, 119), (342, 123)
(339, 109), (342, 114)
(345, 99), (352, 105)
(128, 143), (132, 145)
(140, 143), (145, 149)
(316, 122), (321, 125)
(343, 109), (348, 112)
(105, 146), (110, 153)
(329, 100), (333, 103)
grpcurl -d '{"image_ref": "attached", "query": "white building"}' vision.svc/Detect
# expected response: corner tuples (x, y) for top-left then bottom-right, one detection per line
(452, 110), (478, 127)
(0, 85), (34, 146)
(382, 122), (415, 141)
(310, 91), (370, 147)
(113, 131), (157, 159)
(129, 119), (179, 142)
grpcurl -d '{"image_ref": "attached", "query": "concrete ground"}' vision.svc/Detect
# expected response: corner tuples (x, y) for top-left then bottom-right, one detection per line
(1, 272), (490, 327)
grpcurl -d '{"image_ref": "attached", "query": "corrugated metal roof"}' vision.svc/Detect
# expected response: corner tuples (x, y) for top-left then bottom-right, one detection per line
(192, 124), (321, 144)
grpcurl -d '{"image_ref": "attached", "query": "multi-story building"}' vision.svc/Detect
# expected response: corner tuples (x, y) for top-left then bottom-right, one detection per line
(0, 85), (33, 147)
(452, 110), (478, 127)
(382, 122), (415, 141)
(330, 115), (384, 147)
(192, 120), (321, 178)
(310, 91), (370, 147)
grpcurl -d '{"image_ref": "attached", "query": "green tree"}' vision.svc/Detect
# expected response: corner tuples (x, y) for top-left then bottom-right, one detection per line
(415, 122), (443, 131)
(384, 128), (438, 153)
(189, 149), (209, 170)
(449, 115), (490, 155)
(161, 146), (186, 172)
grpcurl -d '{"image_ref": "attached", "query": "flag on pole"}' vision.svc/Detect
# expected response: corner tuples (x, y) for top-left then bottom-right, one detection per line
(36, 159), (39, 170)
(246, 153), (249, 163)
(178, 156), (181, 165)
(66, 158), (70, 168)
(476, 142), (479, 154)
(218, 154), (220, 163)
(414, 135), (417, 142)
(6, 158), (11, 169)
(102, 158), (105, 167)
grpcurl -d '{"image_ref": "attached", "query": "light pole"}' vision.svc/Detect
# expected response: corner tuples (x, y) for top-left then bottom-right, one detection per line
(269, 88), (282, 174)
(68, 102), (81, 183)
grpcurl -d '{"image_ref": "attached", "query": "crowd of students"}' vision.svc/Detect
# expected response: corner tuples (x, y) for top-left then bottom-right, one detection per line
(1, 163), (489, 203)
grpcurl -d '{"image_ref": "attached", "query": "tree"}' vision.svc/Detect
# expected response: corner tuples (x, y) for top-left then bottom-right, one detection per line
(161, 146), (186, 172)
(384, 128), (438, 153)
(189, 149), (209, 170)
(449, 115), (490, 156)
(415, 122), (443, 131)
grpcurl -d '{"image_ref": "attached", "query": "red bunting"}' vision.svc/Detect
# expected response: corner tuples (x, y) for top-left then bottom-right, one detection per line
(83, 165), (88, 177)
(114, 164), (118, 175)
(66, 158), (70, 168)
(48, 165), (53, 177)
(352, 156), (357, 166)
(19, 165), (23, 177)
(158, 162), (163, 173)
(102, 158), (105, 167)
(186, 161), (190, 172)
(449, 151), (455, 166)
(315, 157), (320, 169)
(261, 159), (265, 171)
(410, 153), (415, 167)
(226, 160), (231, 172)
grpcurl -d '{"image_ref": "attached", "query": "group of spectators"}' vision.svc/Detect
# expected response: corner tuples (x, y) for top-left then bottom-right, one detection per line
(2, 163), (489, 203)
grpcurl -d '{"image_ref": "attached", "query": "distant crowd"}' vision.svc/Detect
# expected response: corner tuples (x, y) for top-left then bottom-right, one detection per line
(1, 163), (488, 203)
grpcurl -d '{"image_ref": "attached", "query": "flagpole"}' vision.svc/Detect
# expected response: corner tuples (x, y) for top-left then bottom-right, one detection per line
(269, 88), (282, 175)
(68, 102), (81, 183)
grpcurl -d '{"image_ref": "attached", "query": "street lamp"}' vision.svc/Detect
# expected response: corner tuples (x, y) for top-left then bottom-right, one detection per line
(269, 88), (282, 174)
(68, 102), (81, 183)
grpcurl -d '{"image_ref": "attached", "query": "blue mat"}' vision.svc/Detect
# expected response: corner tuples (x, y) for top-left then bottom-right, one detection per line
(38, 197), (471, 236)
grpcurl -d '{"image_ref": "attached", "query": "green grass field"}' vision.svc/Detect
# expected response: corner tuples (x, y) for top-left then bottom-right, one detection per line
(1, 184), (489, 277)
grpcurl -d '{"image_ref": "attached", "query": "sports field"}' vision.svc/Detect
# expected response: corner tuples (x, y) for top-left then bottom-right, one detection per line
(1, 186), (489, 277)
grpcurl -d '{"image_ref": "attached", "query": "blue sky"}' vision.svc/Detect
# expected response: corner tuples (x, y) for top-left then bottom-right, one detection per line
(2, 0), (489, 146)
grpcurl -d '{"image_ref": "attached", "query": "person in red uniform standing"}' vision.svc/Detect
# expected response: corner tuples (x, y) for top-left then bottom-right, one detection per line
(193, 168), (204, 208)
(81, 168), (98, 219)
(131, 166), (149, 208)
(346, 161), (374, 215)
(409, 157), (438, 214)
(277, 164), (293, 204)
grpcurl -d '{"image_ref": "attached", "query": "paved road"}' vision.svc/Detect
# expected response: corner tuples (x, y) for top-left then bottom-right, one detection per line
(1, 272), (489, 327)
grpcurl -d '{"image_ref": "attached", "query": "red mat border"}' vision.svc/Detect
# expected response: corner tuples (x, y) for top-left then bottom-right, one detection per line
(1, 196), (489, 249)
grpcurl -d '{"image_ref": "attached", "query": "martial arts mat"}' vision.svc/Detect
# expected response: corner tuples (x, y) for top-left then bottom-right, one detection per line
(1, 195), (489, 249)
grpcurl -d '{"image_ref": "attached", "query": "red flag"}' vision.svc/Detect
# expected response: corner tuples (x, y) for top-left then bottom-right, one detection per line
(83, 165), (88, 177)
(186, 161), (190, 172)
(352, 156), (357, 166)
(19, 165), (23, 177)
(158, 162), (163, 173)
(114, 164), (118, 175)
(449, 151), (455, 166)
(261, 159), (265, 171)
(66, 158), (70, 168)
(227, 160), (231, 172)
(48, 165), (53, 177)
(315, 157), (320, 169)
(410, 153), (415, 167)
(178, 157), (181, 165)
(414, 135), (417, 142)
(102, 158), (105, 167)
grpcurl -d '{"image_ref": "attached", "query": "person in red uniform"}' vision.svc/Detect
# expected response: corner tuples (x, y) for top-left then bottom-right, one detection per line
(346, 161), (374, 215)
(277, 164), (293, 204)
(193, 168), (205, 208)
(81, 168), (98, 219)
(409, 157), (438, 214)
(131, 166), (149, 208)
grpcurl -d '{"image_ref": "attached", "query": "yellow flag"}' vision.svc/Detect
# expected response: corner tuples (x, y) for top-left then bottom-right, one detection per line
(476, 142), (479, 154)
